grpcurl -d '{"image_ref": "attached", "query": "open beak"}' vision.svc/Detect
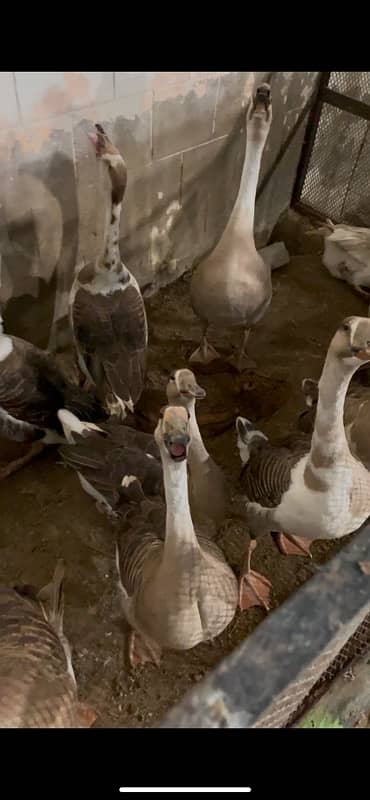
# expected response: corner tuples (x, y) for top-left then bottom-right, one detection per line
(164, 434), (190, 462)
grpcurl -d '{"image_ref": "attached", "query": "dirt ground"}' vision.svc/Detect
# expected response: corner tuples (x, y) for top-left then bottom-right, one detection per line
(0, 214), (368, 727)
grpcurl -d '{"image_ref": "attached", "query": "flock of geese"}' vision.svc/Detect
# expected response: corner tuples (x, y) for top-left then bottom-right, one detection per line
(1, 81), (370, 727)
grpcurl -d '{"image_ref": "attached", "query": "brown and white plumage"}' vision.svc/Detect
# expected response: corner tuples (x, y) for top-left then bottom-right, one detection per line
(116, 406), (238, 667)
(57, 368), (219, 524)
(0, 561), (95, 728)
(298, 375), (370, 471)
(70, 124), (147, 419)
(235, 316), (370, 612)
(58, 409), (162, 518)
(0, 315), (103, 479)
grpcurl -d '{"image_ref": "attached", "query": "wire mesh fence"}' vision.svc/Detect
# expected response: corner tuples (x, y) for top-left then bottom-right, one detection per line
(295, 72), (370, 226)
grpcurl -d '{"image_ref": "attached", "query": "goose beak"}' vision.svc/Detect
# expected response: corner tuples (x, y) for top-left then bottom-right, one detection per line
(164, 434), (190, 462)
(354, 348), (370, 361)
(254, 84), (271, 112)
(191, 383), (206, 399)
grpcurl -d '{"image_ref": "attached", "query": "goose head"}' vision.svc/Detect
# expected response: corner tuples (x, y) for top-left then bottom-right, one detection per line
(155, 405), (190, 463)
(88, 123), (127, 202)
(246, 82), (272, 137)
(297, 378), (318, 433)
(330, 316), (370, 368)
(236, 416), (268, 464)
(166, 368), (206, 408)
(88, 123), (120, 162)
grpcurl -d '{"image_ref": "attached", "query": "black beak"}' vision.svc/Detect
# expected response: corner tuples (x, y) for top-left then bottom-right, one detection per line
(254, 84), (271, 112)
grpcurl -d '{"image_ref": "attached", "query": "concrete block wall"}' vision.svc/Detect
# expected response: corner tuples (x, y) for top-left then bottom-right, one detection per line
(0, 71), (319, 348)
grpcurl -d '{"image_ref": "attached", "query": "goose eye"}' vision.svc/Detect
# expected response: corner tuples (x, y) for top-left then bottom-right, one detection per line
(169, 374), (175, 381)
(342, 322), (350, 332)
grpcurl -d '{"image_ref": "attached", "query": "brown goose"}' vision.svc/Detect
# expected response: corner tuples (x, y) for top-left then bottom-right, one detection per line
(0, 561), (95, 728)
(167, 369), (229, 527)
(0, 314), (103, 480)
(57, 368), (217, 525)
(235, 316), (370, 609)
(116, 405), (238, 667)
(69, 124), (147, 419)
(189, 83), (273, 370)
(58, 409), (163, 518)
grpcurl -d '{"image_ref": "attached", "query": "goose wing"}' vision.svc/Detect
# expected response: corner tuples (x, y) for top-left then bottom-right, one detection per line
(328, 224), (370, 267)
(240, 440), (306, 507)
(0, 582), (76, 727)
(72, 277), (147, 409)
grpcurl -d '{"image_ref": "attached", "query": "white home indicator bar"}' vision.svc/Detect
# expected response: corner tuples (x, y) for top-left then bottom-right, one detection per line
(119, 788), (252, 793)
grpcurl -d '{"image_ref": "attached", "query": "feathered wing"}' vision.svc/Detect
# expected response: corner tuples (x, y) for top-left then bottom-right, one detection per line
(328, 225), (370, 269)
(0, 336), (102, 434)
(0, 583), (77, 728)
(72, 280), (147, 411)
(240, 440), (306, 507)
(59, 429), (163, 512)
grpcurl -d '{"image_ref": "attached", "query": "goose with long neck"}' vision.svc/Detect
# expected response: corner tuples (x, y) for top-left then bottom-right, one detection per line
(235, 316), (370, 610)
(189, 83), (272, 370)
(69, 124), (147, 419)
(116, 405), (238, 667)
(167, 369), (229, 526)
(298, 375), (370, 471)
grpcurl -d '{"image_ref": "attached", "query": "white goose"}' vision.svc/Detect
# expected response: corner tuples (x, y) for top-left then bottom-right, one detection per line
(189, 83), (273, 370)
(319, 219), (370, 298)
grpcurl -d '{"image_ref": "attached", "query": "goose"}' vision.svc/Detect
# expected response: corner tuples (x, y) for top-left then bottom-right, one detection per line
(235, 316), (370, 608)
(0, 561), (95, 727)
(318, 219), (370, 298)
(189, 83), (273, 371)
(58, 408), (163, 518)
(299, 375), (370, 471)
(115, 405), (238, 667)
(0, 314), (103, 480)
(69, 124), (148, 419)
(57, 368), (226, 528)
(167, 369), (229, 527)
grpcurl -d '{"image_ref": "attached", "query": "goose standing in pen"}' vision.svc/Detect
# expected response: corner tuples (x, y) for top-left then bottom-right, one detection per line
(0, 561), (95, 727)
(235, 316), (370, 609)
(69, 124), (147, 419)
(0, 314), (102, 480)
(57, 368), (227, 528)
(189, 82), (273, 370)
(116, 405), (238, 667)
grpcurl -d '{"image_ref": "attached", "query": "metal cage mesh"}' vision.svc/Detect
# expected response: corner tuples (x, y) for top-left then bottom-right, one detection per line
(300, 103), (369, 222)
(297, 72), (370, 225)
(252, 610), (370, 728)
(329, 72), (370, 104)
